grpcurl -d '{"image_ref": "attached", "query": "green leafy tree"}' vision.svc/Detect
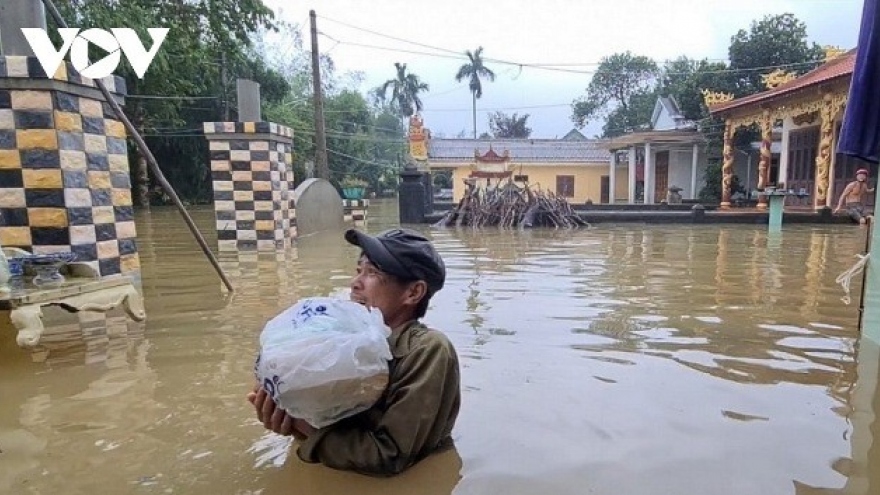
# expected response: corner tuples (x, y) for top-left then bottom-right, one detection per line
(433, 171), (453, 189)
(571, 51), (659, 136)
(656, 57), (739, 163)
(488, 112), (532, 138)
(601, 90), (657, 138)
(728, 13), (826, 96)
(699, 162), (745, 203)
(367, 110), (406, 192)
(659, 57), (737, 121)
(375, 63), (430, 124)
(455, 47), (496, 139)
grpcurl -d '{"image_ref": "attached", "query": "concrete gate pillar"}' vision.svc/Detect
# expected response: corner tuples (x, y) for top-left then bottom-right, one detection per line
(203, 121), (295, 251)
(0, 52), (139, 276)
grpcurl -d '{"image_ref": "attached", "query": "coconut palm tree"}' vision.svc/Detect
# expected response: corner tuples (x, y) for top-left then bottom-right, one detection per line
(377, 62), (430, 125)
(455, 46), (496, 139)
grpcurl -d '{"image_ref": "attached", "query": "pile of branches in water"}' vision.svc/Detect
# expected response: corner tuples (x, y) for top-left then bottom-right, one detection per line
(434, 179), (589, 229)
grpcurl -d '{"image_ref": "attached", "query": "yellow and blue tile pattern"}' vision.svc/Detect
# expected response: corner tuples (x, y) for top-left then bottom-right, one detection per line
(0, 56), (137, 276)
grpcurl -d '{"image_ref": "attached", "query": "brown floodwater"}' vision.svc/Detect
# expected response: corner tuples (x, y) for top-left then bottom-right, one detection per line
(1, 199), (879, 495)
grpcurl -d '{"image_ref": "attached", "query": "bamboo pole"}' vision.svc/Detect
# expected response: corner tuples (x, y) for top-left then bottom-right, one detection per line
(40, 0), (235, 292)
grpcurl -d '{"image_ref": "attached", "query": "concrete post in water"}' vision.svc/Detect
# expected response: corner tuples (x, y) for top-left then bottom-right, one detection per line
(399, 168), (426, 224)
(691, 204), (705, 223)
(0, 49), (140, 277)
(343, 199), (369, 227)
(862, 215), (880, 342)
(767, 192), (785, 233)
(203, 122), (295, 251)
(0, 0), (46, 57)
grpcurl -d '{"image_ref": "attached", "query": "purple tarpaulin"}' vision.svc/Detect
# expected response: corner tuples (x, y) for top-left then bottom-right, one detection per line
(838, 0), (880, 164)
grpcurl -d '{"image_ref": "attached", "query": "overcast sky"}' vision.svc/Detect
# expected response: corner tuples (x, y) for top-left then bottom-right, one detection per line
(260, 0), (864, 139)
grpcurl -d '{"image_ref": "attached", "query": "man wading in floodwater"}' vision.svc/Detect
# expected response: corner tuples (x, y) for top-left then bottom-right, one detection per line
(247, 228), (461, 477)
(834, 168), (875, 225)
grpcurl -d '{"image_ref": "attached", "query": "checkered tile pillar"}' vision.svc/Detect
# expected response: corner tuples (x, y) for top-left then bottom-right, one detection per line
(0, 55), (138, 277)
(343, 199), (369, 226)
(203, 122), (295, 251)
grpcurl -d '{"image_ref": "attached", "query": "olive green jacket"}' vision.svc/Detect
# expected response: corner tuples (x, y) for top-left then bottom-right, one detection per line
(296, 320), (461, 476)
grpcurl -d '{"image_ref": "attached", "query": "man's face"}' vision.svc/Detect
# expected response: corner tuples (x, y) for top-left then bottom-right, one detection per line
(858, 173), (868, 182)
(349, 254), (422, 325)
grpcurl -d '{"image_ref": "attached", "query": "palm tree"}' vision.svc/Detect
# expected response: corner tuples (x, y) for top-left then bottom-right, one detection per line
(455, 46), (496, 139)
(377, 62), (430, 125)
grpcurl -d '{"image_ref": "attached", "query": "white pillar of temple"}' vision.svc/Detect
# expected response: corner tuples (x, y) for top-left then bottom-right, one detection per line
(644, 142), (654, 204)
(608, 152), (616, 204)
(628, 146), (637, 204)
(691, 143), (699, 199)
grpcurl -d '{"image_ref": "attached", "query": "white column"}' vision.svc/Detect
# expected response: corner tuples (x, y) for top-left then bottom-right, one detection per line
(644, 142), (654, 204)
(608, 152), (617, 204)
(779, 117), (792, 187)
(628, 146), (637, 204)
(691, 143), (699, 199)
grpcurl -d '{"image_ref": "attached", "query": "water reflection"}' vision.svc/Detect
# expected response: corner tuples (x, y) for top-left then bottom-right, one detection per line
(0, 201), (876, 495)
(0, 309), (148, 494)
(793, 338), (880, 495)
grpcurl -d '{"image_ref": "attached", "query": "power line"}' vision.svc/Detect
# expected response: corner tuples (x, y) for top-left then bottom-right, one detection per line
(325, 34), (827, 77)
(327, 148), (398, 168)
(319, 15), (461, 57)
(317, 13), (730, 68)
(317, 14), (830, 76)
(126, 95), (220, 100)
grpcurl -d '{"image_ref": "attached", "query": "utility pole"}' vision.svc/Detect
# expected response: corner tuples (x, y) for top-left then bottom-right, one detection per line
(310, 10), (329, 180)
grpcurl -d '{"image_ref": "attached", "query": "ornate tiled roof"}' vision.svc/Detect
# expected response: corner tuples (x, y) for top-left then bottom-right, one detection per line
(710, 49), (856, 114)
(428, 138), (610, 163)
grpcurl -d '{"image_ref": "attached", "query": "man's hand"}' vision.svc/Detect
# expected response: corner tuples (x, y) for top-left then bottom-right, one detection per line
(246, 384), (316, 440)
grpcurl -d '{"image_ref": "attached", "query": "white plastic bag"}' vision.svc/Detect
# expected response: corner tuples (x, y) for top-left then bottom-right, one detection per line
(254, 297), (393, 429)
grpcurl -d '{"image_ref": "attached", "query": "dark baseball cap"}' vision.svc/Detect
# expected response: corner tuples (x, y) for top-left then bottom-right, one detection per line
(344, 228), (446, 293)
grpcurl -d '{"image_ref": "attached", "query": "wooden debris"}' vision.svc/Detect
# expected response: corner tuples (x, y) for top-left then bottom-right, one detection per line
(433, 179), (589, 229)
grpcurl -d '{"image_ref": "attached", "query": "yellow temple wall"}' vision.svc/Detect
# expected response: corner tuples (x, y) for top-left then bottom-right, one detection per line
(612, 166), (628, 202)
(447, 163), (611, 204)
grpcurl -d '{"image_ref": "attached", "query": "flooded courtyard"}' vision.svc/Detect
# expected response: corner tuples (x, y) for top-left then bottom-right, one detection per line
(0, 199), (878, 495)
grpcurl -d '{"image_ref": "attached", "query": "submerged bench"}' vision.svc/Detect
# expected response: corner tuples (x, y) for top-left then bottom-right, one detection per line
(0, 275), (146, 348)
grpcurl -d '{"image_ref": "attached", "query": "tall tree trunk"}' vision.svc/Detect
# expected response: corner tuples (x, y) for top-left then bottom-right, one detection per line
(136, 153), (150, 209)
(472, 92), (477, 140)
(132, 112), (150, 209)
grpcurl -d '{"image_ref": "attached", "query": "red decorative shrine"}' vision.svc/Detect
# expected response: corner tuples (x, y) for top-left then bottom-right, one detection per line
(469, 146), (512, 179)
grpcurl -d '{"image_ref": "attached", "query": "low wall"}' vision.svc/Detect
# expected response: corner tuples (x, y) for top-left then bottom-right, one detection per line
(425, 208), (852, 225)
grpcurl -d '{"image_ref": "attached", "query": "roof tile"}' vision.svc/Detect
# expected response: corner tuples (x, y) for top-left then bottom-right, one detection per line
(710, 49), (856, 114)
(428, 138), (610, 163)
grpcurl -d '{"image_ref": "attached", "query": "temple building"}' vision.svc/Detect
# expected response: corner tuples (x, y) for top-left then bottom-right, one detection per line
(707, 48), (876, 210)
(425, 132), (612, 204)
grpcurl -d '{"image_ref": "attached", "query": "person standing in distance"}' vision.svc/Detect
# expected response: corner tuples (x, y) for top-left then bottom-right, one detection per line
(834, 168), (875, 225)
